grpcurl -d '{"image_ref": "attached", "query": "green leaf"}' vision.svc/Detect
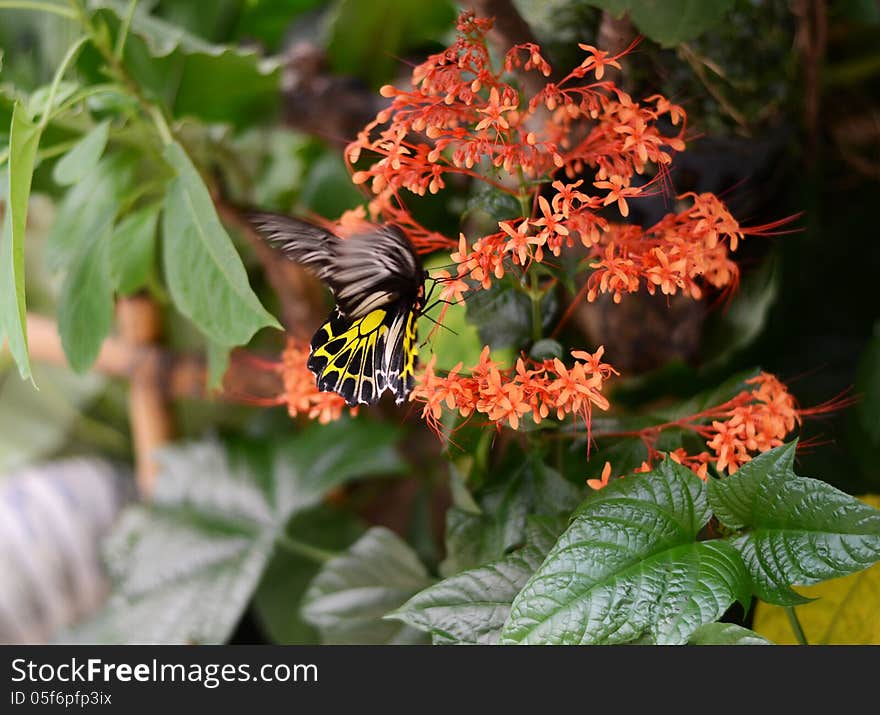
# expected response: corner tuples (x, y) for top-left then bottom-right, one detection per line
(205, 338), (230, 391)
(161, 141), (280, 349)
(253, 506), (364, 644)
(326, 0), (456, 87)
(87, 2), (282, 129)
(707, 442), (880, 606)
(587, 0), (735, 47)
(751, 497), (880, 644)
(57, 225), (114, 372)
(46, 152), (136, 271)
(0, 102), (40, 380)
(301, 527), (433, 644)
(51, 119), (110, 186)
(502, 459), (751, 645)
(61, 425), (399, 644)
(688, 622), (773, 645)
(440, 457), (581, 576)
(390, 517), (563, 645)
(108, 204), (158, 295)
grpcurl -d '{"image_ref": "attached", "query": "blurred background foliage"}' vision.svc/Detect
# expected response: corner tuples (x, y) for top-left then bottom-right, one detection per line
(1, 0), (879, 644)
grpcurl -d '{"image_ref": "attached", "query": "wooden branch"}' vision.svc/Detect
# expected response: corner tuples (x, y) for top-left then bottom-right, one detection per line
(24, 313), (284, 403)
(116, 295), (174, 497)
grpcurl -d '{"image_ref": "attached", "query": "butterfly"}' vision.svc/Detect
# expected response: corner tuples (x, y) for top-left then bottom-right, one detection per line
(250, 213), (427, 407)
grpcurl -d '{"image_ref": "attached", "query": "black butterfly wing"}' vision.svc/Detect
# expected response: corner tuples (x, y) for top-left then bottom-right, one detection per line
(248, 212), (341, 283)
(309, 302), (418, 406)
(250, 214), (422, 318)
(330, 225), (423, 318)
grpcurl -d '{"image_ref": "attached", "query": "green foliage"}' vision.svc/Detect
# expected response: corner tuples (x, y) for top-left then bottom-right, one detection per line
(503, 460), (750, 644)
(708, 443), (880, 606)
(51, 119), (109, 186)
(2, 0), (877, 650)
(586, 0), (736, 46)
(161, 141), (280, 377)
(325, 0), (456, 87)
(390, 517), (562, 645)
(61, 420), (404, 644)
(301, 527), (433, 644)
(0, 102), (40, 380)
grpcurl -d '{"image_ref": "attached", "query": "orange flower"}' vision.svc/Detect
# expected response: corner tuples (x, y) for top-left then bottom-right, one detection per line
(587, 461), (612, 490)
(412, 346), (616, 434)
(279, 338), (356, 424)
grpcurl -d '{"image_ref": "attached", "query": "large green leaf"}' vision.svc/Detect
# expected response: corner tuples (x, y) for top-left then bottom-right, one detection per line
(587, 0), (735, 47)
(0, 102), (40, 380)
(390, 517), (563, 645)
(707, 442), (880, 606)
(161, 141), (280, 348)
(61, 421), (403, 644)
(502, 459), (751, 644)
(301, 527), (433, 644)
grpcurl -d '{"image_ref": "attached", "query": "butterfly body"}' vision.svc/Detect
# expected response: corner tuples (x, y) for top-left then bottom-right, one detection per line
(250, 213), (426, 406)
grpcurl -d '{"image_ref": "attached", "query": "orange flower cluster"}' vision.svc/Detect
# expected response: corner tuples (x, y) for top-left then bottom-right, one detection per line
(344, 11), (779, 308)
(588, 372), (805, 489)
(411, 346), (618, 433)
(279, 338), (356, 424)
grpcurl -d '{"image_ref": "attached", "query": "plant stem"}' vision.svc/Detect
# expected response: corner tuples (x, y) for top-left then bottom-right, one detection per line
(529, 268), (542, 342)
(38, 36), (89, 131)
(114, 0), (139, 60)
(0, 0), (76, 18)
(785, 606), (809, 645)
(276, 535), (339, 564)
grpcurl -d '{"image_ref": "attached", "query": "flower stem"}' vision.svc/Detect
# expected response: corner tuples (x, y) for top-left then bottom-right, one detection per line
(785, 606), (809, 645)
(529, 268), (542, 343)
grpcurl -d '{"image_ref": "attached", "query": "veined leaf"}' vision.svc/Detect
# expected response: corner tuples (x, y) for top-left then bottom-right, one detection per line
(60, 422), (402, 644)
(708, 443), (880, 606)
(440, 457), (581, 576)
(46, 152), (136, 271)
(108, 204), (159, 295)
(161, 141), (280, 349)
(751, 496), (880, 644)
(52, 119), (110, 186)
(502, 459), (751, 645)
(0, 102), (40, 380)
(301, 527), (433, 644)
(390, 517), (564, 645)
(57, 225), (114, 372)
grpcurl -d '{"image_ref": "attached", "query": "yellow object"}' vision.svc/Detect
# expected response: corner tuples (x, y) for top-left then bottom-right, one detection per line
(751, 494), (880, 644)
